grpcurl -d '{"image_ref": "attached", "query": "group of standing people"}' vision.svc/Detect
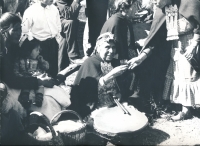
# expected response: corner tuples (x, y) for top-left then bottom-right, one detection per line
(128, 0), (200, 121)
(71, 0), (200, 121)
(0, 0), (200, 145)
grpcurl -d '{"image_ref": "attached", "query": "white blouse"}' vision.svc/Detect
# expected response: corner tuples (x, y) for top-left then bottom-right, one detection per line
(22, 3), (61, 41)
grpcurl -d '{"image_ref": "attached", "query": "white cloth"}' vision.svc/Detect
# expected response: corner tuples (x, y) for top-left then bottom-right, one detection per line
(29, 85), (71, 120)
(22, 3), (61, 41)
(43, 85), (71, 108)
(3, 84), (70, 120)
(163, 32), (200, 107)
(30, 95), (62, 121)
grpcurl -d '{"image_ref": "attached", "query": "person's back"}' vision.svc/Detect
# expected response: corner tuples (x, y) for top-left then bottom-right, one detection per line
(101, 0), (136, 60)
(101, 12), (129, 60)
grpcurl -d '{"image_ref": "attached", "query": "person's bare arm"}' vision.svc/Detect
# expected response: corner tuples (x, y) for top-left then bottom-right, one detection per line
(99, 65), (128, 86)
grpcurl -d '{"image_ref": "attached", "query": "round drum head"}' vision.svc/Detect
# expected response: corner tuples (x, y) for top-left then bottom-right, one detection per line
(91, 105), (148, 135)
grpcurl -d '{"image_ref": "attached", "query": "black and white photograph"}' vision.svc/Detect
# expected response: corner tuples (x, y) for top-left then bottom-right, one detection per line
(0, 0), (200, 145)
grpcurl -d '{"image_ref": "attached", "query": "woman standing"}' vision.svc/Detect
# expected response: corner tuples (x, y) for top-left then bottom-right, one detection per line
(128, 0), (200, 121)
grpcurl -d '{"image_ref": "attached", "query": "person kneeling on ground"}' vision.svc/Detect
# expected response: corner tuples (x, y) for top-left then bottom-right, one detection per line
(70, 32), (133, 118)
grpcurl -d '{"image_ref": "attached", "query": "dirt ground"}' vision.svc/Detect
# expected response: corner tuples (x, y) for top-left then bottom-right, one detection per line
(1, 5), (199, 145)
(63, 18), (200, 145)
(63, 70), (200, 146)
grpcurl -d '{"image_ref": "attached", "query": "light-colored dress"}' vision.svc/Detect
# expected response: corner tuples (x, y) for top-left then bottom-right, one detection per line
(163, 16), (200, 107)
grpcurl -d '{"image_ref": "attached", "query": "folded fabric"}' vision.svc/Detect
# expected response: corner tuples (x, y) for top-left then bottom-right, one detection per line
(4, 84), (70, 121)
(44, 85), (71, 108)
(30, 95), (62, 121)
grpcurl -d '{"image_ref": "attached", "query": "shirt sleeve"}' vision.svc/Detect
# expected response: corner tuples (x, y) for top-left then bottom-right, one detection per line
(56, 8), (62, 33)
(21, 8), (32, 35)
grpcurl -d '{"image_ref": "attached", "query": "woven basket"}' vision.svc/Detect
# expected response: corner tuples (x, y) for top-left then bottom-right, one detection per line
(25, 111), (64, 145)
(50, 110), (87, 145)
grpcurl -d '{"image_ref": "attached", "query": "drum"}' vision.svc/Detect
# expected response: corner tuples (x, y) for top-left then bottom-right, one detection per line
(91, 105), (148, 144)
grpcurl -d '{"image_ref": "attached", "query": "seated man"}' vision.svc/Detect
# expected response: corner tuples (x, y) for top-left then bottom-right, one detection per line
(70, 32), (132, 118)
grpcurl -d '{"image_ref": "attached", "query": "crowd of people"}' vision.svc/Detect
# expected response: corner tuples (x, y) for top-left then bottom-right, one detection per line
(0, 0), (200, 145)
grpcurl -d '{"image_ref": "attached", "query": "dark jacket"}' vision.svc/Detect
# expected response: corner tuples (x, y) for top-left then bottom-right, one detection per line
(70, 54), (131, 117)
(1, 44), (38, 89)
(101, 12), (135, 60)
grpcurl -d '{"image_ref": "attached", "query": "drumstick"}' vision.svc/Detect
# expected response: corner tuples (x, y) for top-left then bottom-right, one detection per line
(118, 101), (131, 116)
(113, 98), (126, 114)
(111, 79), (131, 115)
(113, 97), (131, 115)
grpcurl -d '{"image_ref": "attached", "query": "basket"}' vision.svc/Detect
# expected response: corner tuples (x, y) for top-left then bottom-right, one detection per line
(25, 111), (64, 145)
(50, 110), (87, 145)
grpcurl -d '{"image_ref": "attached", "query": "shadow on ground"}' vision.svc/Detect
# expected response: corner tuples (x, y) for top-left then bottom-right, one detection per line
(84, 126), (170, 145)
(122, 126), (170, 145)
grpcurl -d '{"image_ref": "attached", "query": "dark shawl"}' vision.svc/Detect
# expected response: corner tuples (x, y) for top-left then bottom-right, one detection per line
(70, 54), (124, 117)
(1, 44), (38, 89)
(101, 12), (135, 60)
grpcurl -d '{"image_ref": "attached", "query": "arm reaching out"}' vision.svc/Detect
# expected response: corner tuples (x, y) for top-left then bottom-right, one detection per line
(99, 65), (128, 86)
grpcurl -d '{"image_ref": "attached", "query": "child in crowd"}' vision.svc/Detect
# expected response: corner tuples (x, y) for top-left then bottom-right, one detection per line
(13, 38), (72, 120)
(14, 39), (49, 108)
(21, 0), (61, 78)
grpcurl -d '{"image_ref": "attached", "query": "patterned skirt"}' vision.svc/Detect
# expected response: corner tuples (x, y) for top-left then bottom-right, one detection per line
(163, 33), (200, 107)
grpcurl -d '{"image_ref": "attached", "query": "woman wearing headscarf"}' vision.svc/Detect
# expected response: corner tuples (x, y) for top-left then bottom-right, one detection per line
(70, 32), (130, 117)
